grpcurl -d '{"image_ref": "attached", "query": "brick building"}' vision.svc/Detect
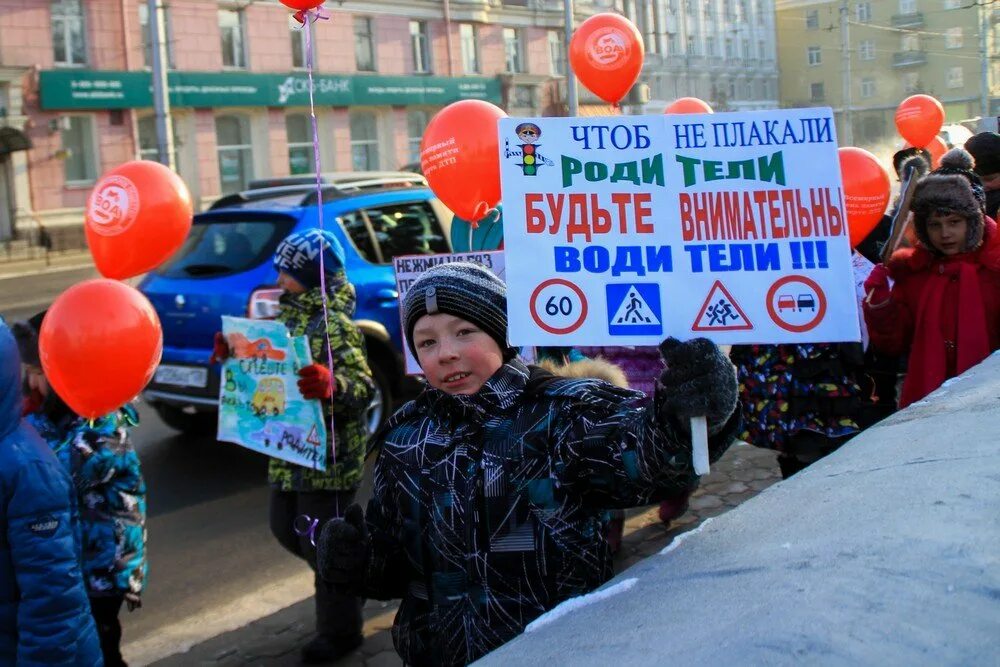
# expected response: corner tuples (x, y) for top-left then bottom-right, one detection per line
(0, 0), (610, 243)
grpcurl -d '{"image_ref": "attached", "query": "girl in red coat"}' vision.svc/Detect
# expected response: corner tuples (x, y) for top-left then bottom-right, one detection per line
(864, 148), (1000, 408)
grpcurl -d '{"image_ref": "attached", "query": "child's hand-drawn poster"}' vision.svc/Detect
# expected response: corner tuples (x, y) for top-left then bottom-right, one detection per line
(217, 316), (327, 470)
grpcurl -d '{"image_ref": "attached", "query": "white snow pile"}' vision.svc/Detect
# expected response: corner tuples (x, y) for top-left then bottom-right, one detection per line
(525, 578), (639, 633)
(659, 516), (714, 555)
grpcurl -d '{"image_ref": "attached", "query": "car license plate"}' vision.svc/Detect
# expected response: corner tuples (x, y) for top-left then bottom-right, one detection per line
(155, 365), (208, 388)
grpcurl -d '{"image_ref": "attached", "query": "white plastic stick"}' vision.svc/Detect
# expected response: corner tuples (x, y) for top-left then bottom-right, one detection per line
(690, 415), (710, 475)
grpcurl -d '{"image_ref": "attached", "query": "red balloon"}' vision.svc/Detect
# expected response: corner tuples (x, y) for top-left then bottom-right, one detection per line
(838, 147), (891, 248)
(902, 136), (946, 168)
(39, 280), (163, 419)
(420, 100), (506, 223)
(664, 97), (713, 114)
(895, 94), (944, 149)
(85, 160), (192, 280)
(279, 0), (324, 9)
(569, 13), (644, 105)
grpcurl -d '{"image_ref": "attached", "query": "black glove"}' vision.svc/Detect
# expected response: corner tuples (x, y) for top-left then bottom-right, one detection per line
(317, 503), (369, 588)
(655, 337), (738, 432)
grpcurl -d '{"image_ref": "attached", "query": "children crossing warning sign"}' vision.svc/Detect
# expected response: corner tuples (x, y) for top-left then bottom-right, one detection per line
(692, 281), (753, 332)
(606, 283), (663, 336)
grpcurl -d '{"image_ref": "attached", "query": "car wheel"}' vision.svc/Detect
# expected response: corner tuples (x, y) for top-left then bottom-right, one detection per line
(154, 404), (217, 435)
(365, 360), (393, 437)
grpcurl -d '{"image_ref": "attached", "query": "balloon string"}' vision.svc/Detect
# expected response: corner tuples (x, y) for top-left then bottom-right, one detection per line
(293, 514), (320, 547)
(304, 12), (337, 472)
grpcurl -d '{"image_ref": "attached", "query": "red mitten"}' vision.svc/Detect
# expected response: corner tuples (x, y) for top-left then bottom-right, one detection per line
(209, 332), (231, 364)
(298, 364), (335, 400)
(863, 264), (892, 306)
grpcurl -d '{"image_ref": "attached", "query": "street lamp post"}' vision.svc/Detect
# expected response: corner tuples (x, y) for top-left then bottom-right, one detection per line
(565, 0), (578, 116)
(148, 0), (175, 171)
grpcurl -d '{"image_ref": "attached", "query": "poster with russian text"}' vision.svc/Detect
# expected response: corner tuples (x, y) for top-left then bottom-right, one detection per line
(217, 316), (328, 469)
(498, 109), (861, 345)
(393, 251), (505, 374)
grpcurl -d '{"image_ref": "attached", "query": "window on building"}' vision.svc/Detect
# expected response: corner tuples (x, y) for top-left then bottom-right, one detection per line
(860, 78), (876, 98)
(944, 0), (962, 7)
(286, 114), (313, 175)
(902, 71), (920, 93)
(859, 39), (875, 60)
(810, 82), (824, 101)
(742, 38), (750, 60)
(548, 30), (566, 76)
(687, 35), (697, 55)
(668, 34), (679, 55)
(215, 114), (254, 194)
(354, 17), (375, 72)
(899, 0), (916, 13)
(729, 80), (737, 99)
(410, 21), (430, 73)
(725, 38), (734, 58)
(807, 46), (822, 66)
(350, 112), (379, 171)
(745, 81), (753, 98)
(362, 201), (448, 262)
(52, 0), (86, 66)
(706, 36), (715, 56)
(290, 18), (315, 69)
(460, 24), (479, 74)
(758, 40), (766, 59)
(218, 9), (247, 68)
(407, 110), (429, 163)
(946, 66), (963, 88)
(137, 115), (180, 167)
(704, 1), (714, 23)
(139, 3), (174, 69)
(62, 115), (97, 183)
(856, 2), (872, 23)
(756, 0), (764, 24)
(945, 27), (963, 49)
(503, 28), (524, 73)
(805, 9), (819, 29)
(511, 85), (535, 109)
(901, 33), (919, 52)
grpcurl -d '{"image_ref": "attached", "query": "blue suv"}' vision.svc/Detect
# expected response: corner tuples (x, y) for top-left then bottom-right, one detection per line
(138, 174), (453, 435)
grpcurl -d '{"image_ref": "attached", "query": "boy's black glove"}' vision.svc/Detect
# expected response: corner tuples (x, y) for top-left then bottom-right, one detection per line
(655, 337), (738, 433)
(317, 503), (369, 588)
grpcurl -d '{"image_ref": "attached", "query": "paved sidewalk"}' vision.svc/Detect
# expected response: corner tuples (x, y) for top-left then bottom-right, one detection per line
(0, 249), (93, 278)
(152, 444), (780, 667)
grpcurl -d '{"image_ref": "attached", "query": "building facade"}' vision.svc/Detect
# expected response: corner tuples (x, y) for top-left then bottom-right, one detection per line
(625, 0), (780, 113)
(0, 0), (612, 241)
(776, 0), (999, 146)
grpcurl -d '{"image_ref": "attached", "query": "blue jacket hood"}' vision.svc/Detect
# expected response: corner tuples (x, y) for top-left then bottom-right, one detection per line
(0, 319), (21, 439)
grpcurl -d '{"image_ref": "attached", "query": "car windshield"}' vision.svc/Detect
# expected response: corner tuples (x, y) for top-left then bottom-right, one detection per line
(156, 217), (296, 278)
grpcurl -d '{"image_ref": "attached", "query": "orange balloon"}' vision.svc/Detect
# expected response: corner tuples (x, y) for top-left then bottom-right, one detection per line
(895, 94), (944, 149)
(569, 13), (644, 105)
(838, 147), (891, 248)
(40, 280), (163, 419)
(420, 100), (506, 223)
(279, 0), (324, 8)
(664, 97), (713, 114)
(925, 136), (947, 168)
(85, 160), (192, 280)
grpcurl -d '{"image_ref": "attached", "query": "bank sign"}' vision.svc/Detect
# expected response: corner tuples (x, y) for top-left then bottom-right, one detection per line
(39, 70), (502, 110)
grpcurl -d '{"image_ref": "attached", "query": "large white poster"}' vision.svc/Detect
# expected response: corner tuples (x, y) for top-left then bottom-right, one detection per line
(498, 109), (861, 345)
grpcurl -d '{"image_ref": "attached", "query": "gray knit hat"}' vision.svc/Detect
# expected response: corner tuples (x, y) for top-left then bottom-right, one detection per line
(402, 261), (510, 360)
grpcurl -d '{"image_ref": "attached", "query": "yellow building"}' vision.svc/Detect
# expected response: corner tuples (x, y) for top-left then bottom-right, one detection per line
(776, 0), (998, 147)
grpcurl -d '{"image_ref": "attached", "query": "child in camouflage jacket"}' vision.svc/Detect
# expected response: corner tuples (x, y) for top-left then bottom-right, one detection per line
(212, 228), (374, 663)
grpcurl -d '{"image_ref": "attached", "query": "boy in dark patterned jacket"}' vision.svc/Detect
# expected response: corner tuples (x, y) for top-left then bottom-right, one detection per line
(15, 310), (145, 667)
(317, 262), (740, 666)
(212, 228), (374, 663)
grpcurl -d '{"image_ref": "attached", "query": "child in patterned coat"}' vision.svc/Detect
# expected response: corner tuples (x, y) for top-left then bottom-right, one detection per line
(317, 262), (741, 666)
(211, 228), (374, 663)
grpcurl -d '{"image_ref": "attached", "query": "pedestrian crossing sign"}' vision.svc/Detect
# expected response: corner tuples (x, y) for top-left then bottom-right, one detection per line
(606, 283), (663, 336)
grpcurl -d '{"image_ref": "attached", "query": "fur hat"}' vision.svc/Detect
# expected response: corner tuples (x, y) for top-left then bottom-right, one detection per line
(964, 132), (1000, 176)
(910, 148), (986, 252)
(402, 261), (510, 360)
(11, 310), (45, 367)
(892, 146), (931, 179)
(272, 229), (346, 290)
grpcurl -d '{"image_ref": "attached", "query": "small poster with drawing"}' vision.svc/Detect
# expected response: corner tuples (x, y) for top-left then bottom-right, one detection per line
(217, 316), (328, 470)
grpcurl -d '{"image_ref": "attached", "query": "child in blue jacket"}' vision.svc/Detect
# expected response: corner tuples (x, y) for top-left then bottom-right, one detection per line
(0, 316), (102, 667)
